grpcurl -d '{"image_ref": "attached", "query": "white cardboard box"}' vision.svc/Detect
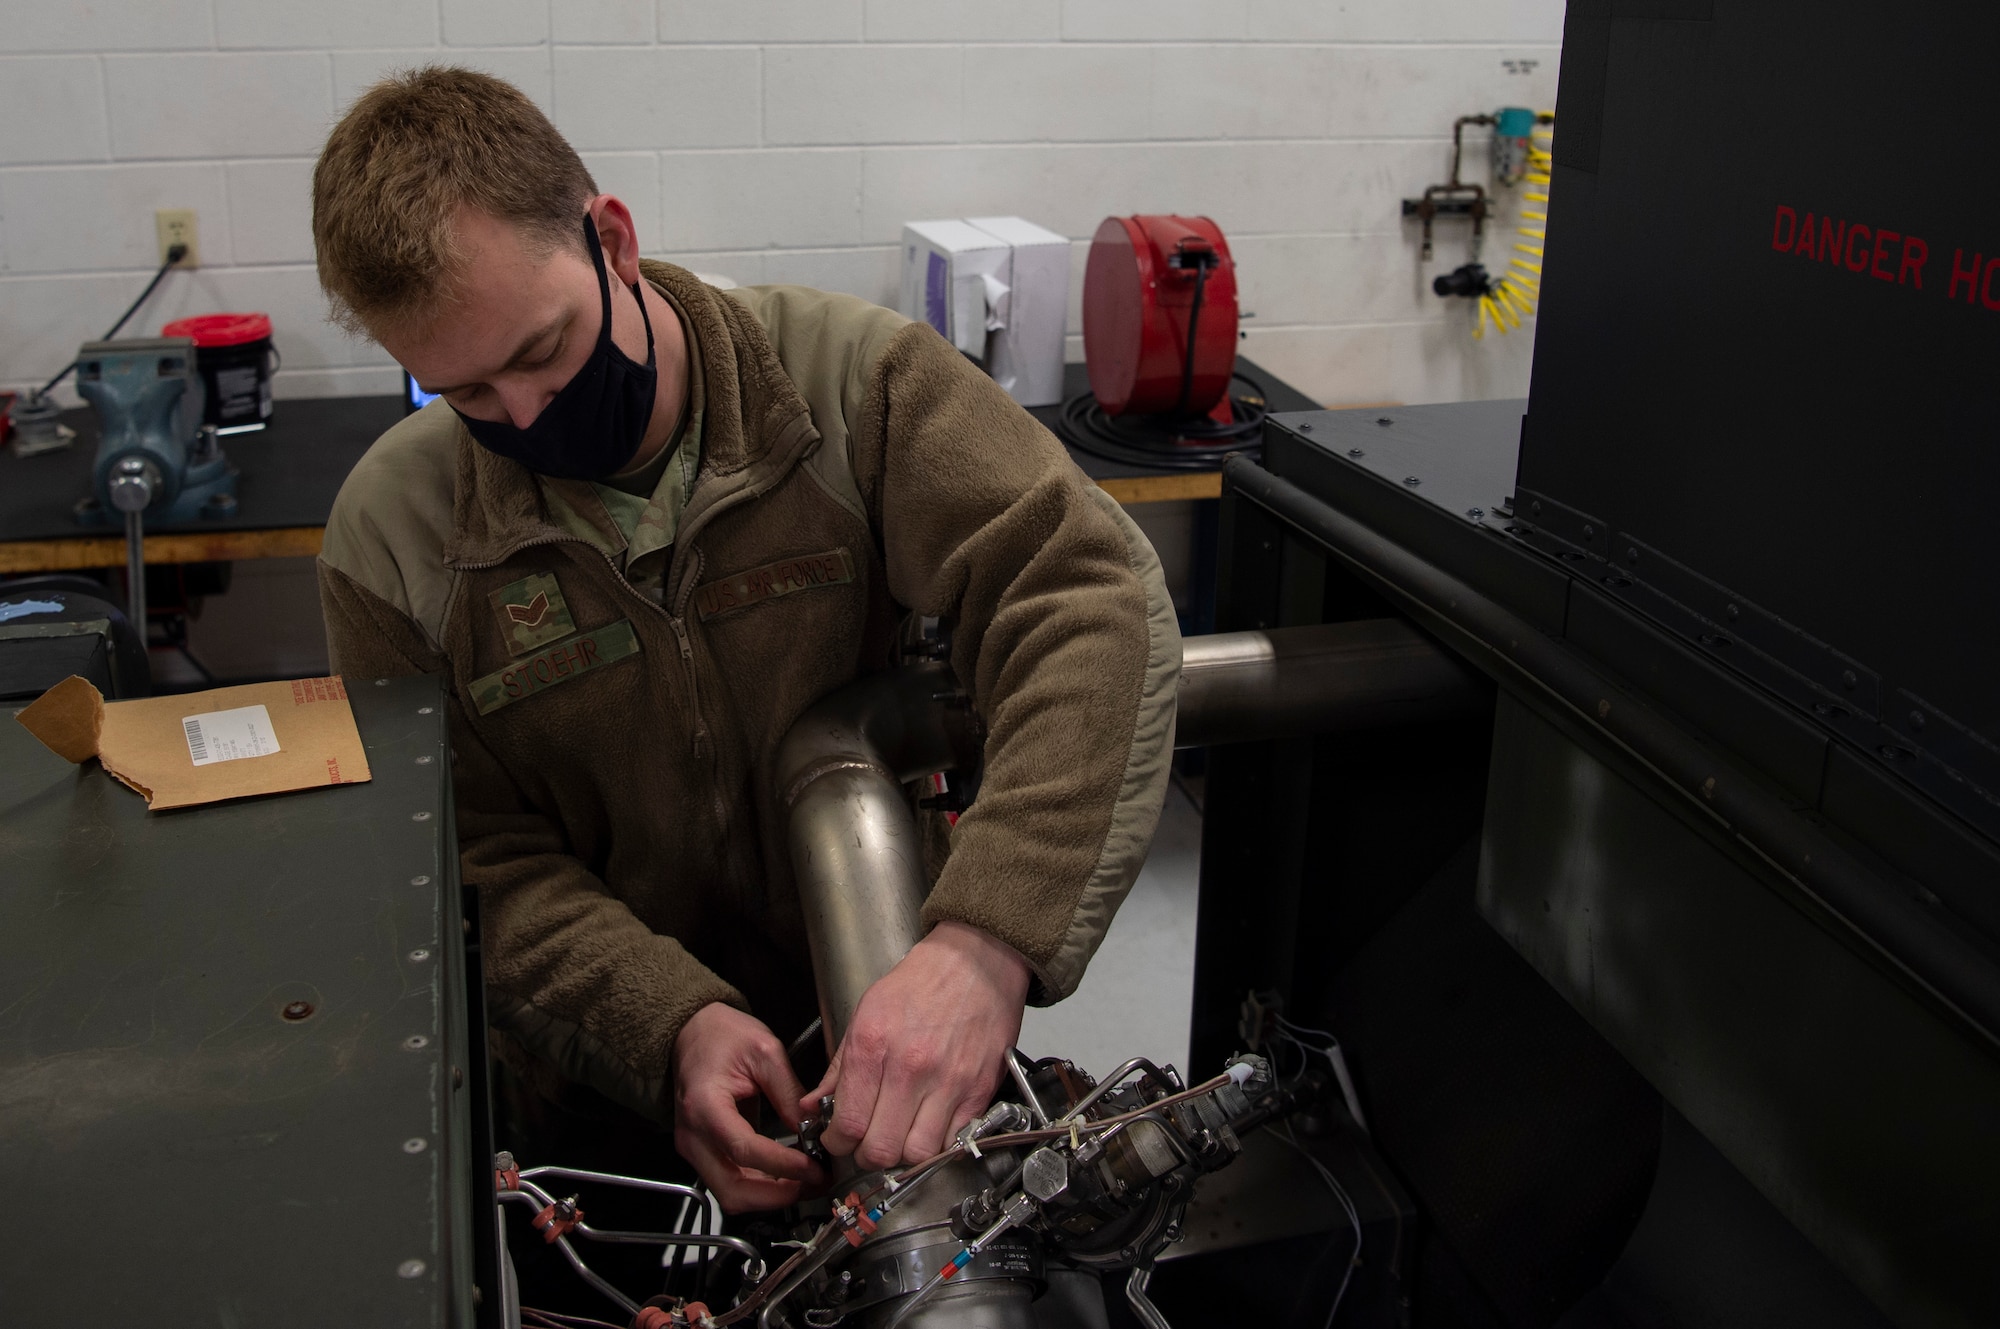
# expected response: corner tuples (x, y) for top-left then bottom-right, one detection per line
(966, 216), (1070, 408)
(899, 216), (1070, 408)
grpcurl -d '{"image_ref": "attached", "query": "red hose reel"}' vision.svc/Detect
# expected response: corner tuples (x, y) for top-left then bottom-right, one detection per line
(1082, 215), (1240, 419)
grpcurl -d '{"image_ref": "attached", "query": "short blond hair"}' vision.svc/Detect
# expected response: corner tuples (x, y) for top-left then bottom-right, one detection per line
(313, 66), (597, 337)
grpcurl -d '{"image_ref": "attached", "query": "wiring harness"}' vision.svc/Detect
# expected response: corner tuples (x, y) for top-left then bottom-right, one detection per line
(499, 1046), (1372, 1329)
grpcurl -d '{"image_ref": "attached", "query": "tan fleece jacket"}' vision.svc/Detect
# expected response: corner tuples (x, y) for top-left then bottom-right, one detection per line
(317, 264), (1178, 1120)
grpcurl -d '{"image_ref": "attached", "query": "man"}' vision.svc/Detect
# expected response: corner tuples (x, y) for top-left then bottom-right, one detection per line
(311, 67), (1177, 1211)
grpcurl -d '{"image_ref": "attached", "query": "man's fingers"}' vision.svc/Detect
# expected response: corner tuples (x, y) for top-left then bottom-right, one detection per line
(903, 1089), (959, 1165)
(853, 1043), (930, 1170)
(819, 1029), (888, 1158)
(725, 1124), (823, 1183)
(678, 1131), (806, 1214)
(802, 1047), (841, 1121)
(745, 1037), (810, 1131)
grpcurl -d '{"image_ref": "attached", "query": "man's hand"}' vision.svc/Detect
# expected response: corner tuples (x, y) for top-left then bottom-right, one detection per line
(803, 921), (1032, 1170)
(673, 1002), (824, 1212)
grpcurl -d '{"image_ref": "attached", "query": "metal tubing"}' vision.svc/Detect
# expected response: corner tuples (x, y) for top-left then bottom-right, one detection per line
(122, 508), (146, 636)
(1175, 618), (1486, 748)
(1124, 1266), (1175, 1329)
(777, 625), (1485, 1052)
(774, 660), (967, 1051)
(1223, 456), (2000, 1055)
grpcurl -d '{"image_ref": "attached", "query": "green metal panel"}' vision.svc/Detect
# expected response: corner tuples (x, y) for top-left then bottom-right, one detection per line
(0, 675), (479, 1326)
(1479, 692), (2000, 1327)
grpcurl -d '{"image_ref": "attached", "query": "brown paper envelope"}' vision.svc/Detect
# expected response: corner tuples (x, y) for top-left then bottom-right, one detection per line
(15, 674), (373, 810)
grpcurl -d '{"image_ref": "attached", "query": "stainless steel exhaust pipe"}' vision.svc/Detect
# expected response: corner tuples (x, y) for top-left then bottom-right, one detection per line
(777, 619), (1483, 1048)
(1176, 618), (1486, 748)
(773, 659), (976, 1053)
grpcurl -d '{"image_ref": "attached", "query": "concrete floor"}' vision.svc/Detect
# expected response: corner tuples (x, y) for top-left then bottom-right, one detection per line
(1017, 779), (1203, 1083)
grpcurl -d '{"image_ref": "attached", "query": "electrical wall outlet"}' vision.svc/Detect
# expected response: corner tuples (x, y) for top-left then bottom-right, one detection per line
(156, 208), (199, 269)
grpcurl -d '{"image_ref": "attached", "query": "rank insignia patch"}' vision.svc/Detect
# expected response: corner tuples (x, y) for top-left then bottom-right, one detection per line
(490, 572), (576, 656)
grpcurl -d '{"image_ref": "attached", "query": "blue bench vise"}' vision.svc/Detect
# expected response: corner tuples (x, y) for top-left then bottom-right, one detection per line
(75, 336), (238, 528)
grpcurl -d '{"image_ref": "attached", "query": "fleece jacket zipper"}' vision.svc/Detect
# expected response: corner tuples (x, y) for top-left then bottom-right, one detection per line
(449, 531), (711, 759)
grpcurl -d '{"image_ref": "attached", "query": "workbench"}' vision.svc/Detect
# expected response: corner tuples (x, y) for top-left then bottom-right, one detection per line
(0, 394), (404, 574)
(0, 358), (1321, 577)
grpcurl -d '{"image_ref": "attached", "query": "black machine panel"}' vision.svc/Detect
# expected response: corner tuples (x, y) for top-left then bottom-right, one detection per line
(1522, 0), (2000, 825)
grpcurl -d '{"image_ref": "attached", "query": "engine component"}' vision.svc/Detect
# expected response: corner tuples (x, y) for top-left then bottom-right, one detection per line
(499, 1050), (1291, 1329)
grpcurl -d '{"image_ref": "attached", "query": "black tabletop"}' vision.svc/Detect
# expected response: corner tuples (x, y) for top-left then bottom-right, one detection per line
(1, 355), (1319, 545)
(1029, 356), (1320, 483)
(0, 394), (407, 542)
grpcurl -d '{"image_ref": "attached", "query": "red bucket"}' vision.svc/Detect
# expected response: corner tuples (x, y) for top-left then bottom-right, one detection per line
(161, 312), (277, 433)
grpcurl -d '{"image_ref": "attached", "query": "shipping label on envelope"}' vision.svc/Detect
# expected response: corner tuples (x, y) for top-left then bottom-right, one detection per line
(14, 674), (372, 810)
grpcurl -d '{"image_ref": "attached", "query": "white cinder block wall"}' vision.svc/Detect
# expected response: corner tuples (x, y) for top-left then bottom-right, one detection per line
(0, 0), (1564, 411)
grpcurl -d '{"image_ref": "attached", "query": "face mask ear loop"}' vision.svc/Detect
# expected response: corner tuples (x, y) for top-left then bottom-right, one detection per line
(586, 212), (656, 369)
(630, 266), (656, 369)
(583, 214), (617, 353)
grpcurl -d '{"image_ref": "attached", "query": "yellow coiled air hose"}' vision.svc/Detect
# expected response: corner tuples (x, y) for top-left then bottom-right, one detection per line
(1477, 113), (1555, 339)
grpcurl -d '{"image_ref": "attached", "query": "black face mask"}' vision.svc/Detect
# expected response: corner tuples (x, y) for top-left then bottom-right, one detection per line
(454, 216), (657, 481)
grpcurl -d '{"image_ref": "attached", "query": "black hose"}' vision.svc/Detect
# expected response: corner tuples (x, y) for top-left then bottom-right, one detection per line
(1172, 261), (1212, 418)
(1058, 370), (1269, 473)
(37, 244), (186, 398)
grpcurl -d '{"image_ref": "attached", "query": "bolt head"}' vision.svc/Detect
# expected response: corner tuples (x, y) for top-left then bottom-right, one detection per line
(1403, 476), (1421, 486)
(403, 1034), (430, 1051)
(403, 1137), (428, 1154)
(1347, 448), (1365, 458)
(281, 1000), (314, 1021)
(398, 1259), (426, 1280)
(408, 949), (431, 963)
